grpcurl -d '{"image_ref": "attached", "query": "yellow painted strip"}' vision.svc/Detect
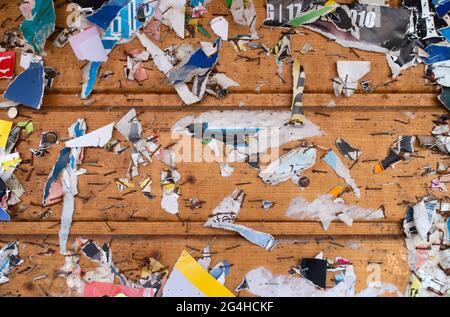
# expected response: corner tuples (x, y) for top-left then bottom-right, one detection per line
(175, 250), (235, 297)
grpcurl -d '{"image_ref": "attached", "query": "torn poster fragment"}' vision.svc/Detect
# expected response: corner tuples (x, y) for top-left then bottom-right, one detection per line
(42, 147), (71, 207)
(264, 0), (337, 27)
(333, 61), (371, 97)
(210, 16), (228, 41)
(286, 194), (385, 230)
(402, 197), (450, 296)
(135, 32), (201, 105)
(68, 27), (108, 62)
(259, 145), (316, 185)
(322, 150), (360, 198)
(335, 138), (362, 161)
(0, 241), (23, 285)
(203, 189), (278, 250)
(239, 265), (399, 296)
(20, 0), (56, 53)
(171, 110), (324, 163)
(59, 119), (86, 254)
(84, 281), (156, 297)
(163, 250), (234, 297)
(374, 136), (416, 173)
(227, 0), (258, 39)
(65, 122), (114, 148)
(289, 59), (306, 125)
(159, 0), (186, 39)
(161, 168), (181, 215)
(0, 51), (15, 79)
(3, 61), (45, 109)
(80, 0), (159, 98)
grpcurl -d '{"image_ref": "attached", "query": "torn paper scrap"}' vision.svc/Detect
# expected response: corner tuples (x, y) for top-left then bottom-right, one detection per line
(239, 266), (399, 297)
(289, 59), (306, 125)
(0, 120), (13, 149)
(20, 0), (56, 53)
(80, 0), (159, 99)
(374, 135), (416, 174)
(167, 38), (221, 85)
(333, 61), (371, 97)
(259, 146), (316, 185)
(335, 138), (362, 161)
(159, 0), (186, 39)
(59, 119), (86, 254)
(264, 0), (336, 27)
(0, 153), (22, 183)
(135, 32), (201, 105)
(299, 258), (327, 289)
(0, 51), (15, 79)
(160, 168), (181, 215)
(84, 281), (156, 297)
(163, 250), (234, 297)
(210, 16), (228, 41)
(271, 34), (292, 78)
(220, 162), (234, 177)
(3, 61), (45, 109)
(0, 241), (23, 285)
(204, 189), (278, 250)
(69, 27), (108, 62)
(65, 123), (114, 148)
(172, 110), (324, 160)
(286, 194), (385, 230)
(322, 150), (360, 198)
(42, 147), (71, 206)
(227, 0), (258, 39)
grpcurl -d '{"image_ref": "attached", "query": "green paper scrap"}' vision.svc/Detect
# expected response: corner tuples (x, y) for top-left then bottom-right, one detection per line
(20, 0), (56, 53)
(198, 24), (211, 38)
(17, 121), (34, 134)
(288, 5), (336, 27)
(225, 0), (233, 9)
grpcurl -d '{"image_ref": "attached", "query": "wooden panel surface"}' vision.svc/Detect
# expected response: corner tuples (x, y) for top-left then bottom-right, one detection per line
(0, 0), (445, 297)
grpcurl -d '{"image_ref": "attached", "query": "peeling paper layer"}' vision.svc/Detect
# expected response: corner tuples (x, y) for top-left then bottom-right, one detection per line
(65, 122), (114, 148)
(80, 0), (159, 98)
(240, 266), (400, 297)
(333, 61), (371, 97)
(136, 32), (201, 105)
(204, 189), (278, 250)
(59, 119), (86, 254)
(172, 110), (324, 158)
(228, 0), (258, 39)
(286, 194), (385, 230)
(259, 146), (316, 185)
(160, 0), (186, 39)
(322, 150), (360, 198)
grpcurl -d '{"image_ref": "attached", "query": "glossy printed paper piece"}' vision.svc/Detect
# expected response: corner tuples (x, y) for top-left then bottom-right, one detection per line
(81, 0), (159, 99)
(84, 281), (156, 297)
(20, 0), (56, 53)
(3, 62), (45, 109)
(59, 119), (86, 254)
(290, 59), (306, 125)
(204, 189), (278, 250)
(68, 27), (108, 62)
(0, 51), (15, 79)
(172, 110), (324, 160)
(259, 146), (316, 185)
(65, 122), (114, 148)
(322, 150), (360, 198)
(163, 250), (235, 297)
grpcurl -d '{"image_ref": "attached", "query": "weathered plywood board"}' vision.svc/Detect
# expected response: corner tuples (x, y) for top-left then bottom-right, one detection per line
(0, 236), (408, 297)
(0, 0), (445, 297)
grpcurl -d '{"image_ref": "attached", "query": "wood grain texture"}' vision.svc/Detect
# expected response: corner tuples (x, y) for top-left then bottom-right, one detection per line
(0, 0), (444, 297)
